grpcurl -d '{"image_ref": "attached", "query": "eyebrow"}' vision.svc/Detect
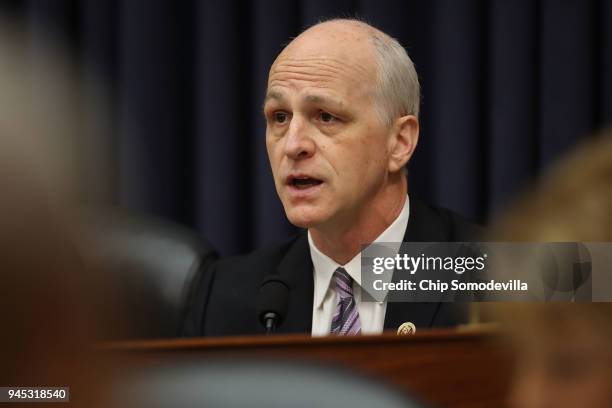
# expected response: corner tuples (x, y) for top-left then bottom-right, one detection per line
(262, 91), (344, 111)
(263, 91), (284, 104)
(304, 94), (346, 108)
(303, 94), (326, 105)
(262, 91), (284, 115)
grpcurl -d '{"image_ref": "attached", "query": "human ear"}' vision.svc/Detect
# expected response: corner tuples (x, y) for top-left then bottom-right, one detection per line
(388, 115), (419, 173)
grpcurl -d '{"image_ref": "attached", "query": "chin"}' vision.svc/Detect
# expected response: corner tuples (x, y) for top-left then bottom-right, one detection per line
(284, 206), (326, 229)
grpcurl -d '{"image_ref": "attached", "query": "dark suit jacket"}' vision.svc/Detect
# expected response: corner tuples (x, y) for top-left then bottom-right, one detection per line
(182, 198), (480, 337)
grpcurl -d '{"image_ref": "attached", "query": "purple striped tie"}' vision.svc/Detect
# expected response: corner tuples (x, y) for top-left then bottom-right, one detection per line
(330, 267), (361, 335)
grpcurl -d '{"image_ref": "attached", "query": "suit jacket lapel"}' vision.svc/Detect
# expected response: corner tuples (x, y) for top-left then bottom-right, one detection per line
(275, 232), (313, 334)
(383, 197), (448, 331)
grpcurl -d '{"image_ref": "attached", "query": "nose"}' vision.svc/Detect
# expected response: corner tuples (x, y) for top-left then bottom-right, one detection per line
(284, 116), (315, 161)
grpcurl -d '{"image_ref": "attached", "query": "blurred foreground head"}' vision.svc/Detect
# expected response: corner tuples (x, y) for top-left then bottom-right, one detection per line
(0, 16), (121, 406)
(492, 131), (612, 408)
(500, 303), (612, 408)
(496, 131), (612, 242)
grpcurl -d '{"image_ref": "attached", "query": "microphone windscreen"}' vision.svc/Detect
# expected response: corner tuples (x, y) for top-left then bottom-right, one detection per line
(257, 276), (290, 326)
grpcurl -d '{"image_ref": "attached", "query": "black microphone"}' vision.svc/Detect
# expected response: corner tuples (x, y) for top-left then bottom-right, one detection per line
(257, 276), (290, 334)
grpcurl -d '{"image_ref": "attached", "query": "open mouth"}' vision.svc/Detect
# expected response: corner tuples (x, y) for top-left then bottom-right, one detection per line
(288, 175), (323, 190)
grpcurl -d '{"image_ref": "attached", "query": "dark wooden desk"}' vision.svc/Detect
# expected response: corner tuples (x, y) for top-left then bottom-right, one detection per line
(103, 327), (511, 408)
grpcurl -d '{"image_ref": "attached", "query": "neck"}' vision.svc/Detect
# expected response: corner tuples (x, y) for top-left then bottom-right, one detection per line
(309, 174), (407, 265)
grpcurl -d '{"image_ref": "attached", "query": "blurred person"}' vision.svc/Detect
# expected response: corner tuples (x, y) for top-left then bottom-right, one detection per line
(0, 143), (117, 407)
(183, 18), (479, 338)
(499, 304), (612, 408)
(0, 16), (125, 407)
(494, 132), (612, 242)
(490, 132), (612, 408)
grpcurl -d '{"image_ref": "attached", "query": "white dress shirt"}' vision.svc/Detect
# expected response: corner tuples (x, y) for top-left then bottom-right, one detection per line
(309, 196), (410, 336)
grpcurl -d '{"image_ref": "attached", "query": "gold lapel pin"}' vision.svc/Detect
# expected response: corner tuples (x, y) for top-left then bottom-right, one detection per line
(397, 322), (416, 336)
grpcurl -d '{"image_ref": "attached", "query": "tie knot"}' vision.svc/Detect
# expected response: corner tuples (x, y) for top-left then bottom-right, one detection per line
(332, 267), (354, 298)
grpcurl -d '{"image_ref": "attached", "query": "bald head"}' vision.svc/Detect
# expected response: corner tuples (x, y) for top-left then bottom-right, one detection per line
(271, 19), (420, 125)
(278, 19), (380, 63)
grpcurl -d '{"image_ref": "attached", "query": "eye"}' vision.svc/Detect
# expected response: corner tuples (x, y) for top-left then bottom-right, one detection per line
(273, 111), (290, 124)
(319, 111), (337, 123)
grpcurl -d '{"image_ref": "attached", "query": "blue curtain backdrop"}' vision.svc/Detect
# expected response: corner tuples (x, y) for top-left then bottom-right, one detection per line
(6, 0), (612, 255)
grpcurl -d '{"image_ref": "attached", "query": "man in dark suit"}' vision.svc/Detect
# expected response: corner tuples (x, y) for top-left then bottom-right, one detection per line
(183, 19), (478, 337)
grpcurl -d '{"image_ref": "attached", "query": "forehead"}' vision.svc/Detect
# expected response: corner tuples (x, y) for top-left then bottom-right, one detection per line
(266, 25), (378, 102)
(267, 56), (374, 103)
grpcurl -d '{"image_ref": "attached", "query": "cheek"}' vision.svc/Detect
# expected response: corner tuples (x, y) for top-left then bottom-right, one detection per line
(352, 140), (387, 177)
(266, 137), (282, 165)
(266, 139), (284, 187)
(265, 133), (275, 155)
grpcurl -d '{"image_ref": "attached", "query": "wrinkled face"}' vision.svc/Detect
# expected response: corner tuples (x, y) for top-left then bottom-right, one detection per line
(264, 28), (393, 229)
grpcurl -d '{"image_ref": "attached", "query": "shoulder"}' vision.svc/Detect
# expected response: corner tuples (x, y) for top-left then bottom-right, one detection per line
(194, 233), (305, 298)
(212, 235), (302, 275)
(182, 233), (306, 336)
(407, 197), (484, 242)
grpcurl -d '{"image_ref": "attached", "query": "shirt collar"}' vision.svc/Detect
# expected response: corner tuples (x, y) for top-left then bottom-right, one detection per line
(309, 195), (411, 309)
